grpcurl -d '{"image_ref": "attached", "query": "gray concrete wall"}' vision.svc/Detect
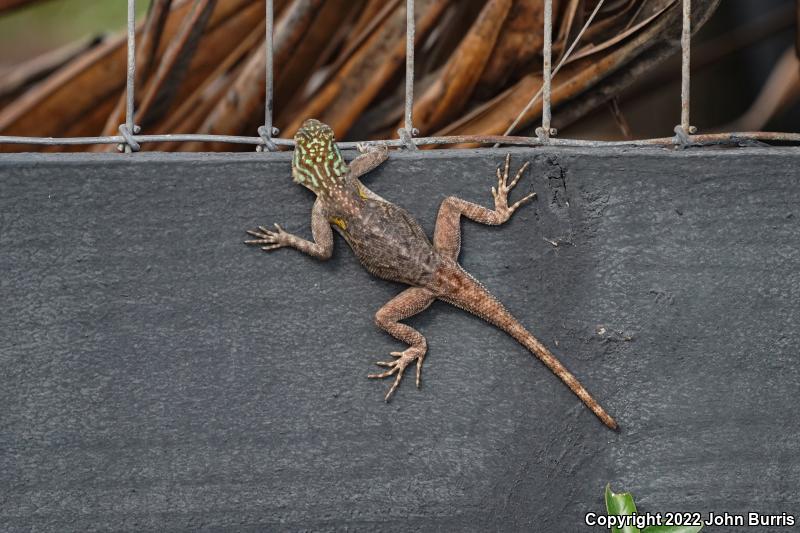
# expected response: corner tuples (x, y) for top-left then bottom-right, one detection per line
(1, 148), (798, 531)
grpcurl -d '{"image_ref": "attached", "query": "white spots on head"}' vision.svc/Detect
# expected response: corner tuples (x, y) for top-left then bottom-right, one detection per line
(291, 119), (350, 195)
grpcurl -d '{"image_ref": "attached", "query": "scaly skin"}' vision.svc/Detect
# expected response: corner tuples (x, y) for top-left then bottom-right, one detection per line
(245, 119), (618, 430)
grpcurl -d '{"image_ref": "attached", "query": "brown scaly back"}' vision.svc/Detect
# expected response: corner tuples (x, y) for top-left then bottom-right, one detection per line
(292, 119), (349, 196)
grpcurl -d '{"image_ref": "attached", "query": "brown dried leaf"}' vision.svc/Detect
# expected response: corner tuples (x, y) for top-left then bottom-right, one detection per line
(97, 0), (214, 143)
(0, 35), (102, 105)
(475, 0), (554, 97)
(438, 0), (719, 141)
(149, 22), (264, 151)
(412, 0), (512, 134)
(183, 0), (327, 151)
(275, 0), (362, 124)
(284, 0), (452, 139)
(0, 0), (254, 150)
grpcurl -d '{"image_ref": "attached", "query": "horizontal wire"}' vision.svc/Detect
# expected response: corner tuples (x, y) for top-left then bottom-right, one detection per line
(1, 132), (799, 150)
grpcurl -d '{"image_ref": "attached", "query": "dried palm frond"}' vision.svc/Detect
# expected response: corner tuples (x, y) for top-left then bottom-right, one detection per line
(0, 0), (722, 152)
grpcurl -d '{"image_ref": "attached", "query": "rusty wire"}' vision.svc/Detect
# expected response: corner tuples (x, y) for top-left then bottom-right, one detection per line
(0, 0), (798, 151)
(503, 0), (605, 138)
(537, 0), (553, 143)
(401, 0), (416, 147)
(674, 0), (697, 146)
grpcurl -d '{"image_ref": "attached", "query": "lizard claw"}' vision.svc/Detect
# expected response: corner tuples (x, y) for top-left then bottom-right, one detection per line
(493, 154), (535, 221)
(244, 223), (291, 250)
(368, 347), (425, 400)
(356, 141), (388, 155)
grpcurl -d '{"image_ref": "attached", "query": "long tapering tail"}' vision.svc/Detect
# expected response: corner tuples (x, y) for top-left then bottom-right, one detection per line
(439, 266), (619, 430)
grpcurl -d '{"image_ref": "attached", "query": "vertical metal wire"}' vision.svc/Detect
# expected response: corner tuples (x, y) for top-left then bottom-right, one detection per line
(680, 0), (693, 135)
(265, 0), (274, 137)
(538, 0), (553, 142)
(503, 0), (603, 138)
(399, 0), (417, 149)
(404, 0), (415, 134)
(258, 0), (277, 151)
(123, 0), (137, 153)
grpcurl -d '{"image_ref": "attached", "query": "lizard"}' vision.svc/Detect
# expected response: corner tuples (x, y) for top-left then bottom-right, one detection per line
(245, 118), (618, 430)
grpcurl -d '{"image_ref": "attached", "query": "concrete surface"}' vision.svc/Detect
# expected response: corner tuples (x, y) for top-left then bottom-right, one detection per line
(1, 147), (798, 531)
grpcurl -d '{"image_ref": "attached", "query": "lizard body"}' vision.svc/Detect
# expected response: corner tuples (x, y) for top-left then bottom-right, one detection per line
(246, 119), (618, 430)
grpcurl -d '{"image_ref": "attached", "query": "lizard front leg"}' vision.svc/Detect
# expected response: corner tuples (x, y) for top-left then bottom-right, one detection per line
(349, 142), (389, 179)
(368, 287), (435, 400)
(433, 153), (535, 259)
(245, 198), (333, 259)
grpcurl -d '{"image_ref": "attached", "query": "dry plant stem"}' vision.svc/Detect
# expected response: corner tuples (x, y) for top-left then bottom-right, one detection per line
(165, 2), (265, 112)
(274, 0), (356, 122)
(138, 0), (173, 83)
(0, 29), (129, 145)
(137, 0), (216, 129)
(608, 97), (632, 139)
(311, 0), (401, 91)
(635, 1), (794, 97)
(0, 36), (101, 104)
(476, 0), (553, 97)
(139, 0), (214, 122)
(42, 95), (119, 153)
(0, 0), (727, 151)
(284, 0), (451, 138)
(439, 0), (718, 144)
(554, 0), (720, 134)
(350, 0), (395, 37)
(503, 0), (606, 137)
(0, 0), (254, 148)
(566, 1), (677, 64)
(441, 46), (633, 141)
(187, 0), (323, 151)
(106, 0), (216, 149)
(556, 0), (581, 61)
(411, 0), (512, 134)
(151, 23), (264, 151)
(110, 1), (266, 151)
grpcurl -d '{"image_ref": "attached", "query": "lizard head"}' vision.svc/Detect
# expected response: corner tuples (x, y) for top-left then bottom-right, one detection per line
(292, 119), (348, 195)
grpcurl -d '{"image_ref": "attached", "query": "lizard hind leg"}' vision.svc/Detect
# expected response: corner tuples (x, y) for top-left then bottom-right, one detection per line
(368, 287), (436, 400)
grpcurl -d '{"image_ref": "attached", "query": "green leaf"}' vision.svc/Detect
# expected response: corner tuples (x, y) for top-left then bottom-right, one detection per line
(643, 526), (703, 533)
(605, 484), (641, 533)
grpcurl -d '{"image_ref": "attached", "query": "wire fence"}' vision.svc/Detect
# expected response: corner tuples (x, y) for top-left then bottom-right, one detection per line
(1, 0), (799, 152)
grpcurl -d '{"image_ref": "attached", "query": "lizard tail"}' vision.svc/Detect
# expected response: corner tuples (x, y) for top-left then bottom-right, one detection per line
(437, 266), (619, 430)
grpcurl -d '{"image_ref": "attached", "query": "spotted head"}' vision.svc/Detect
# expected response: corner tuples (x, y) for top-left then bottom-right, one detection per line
(292, 119), (348, 194)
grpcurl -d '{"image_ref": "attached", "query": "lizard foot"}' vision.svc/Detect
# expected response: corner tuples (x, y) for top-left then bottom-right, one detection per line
(368, 347), (425, 401)
(244, 223), (291, 251)
(492, 153), (536, 222)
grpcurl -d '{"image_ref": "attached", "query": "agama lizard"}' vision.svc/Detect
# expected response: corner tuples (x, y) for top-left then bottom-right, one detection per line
(245, 119), (618, 430)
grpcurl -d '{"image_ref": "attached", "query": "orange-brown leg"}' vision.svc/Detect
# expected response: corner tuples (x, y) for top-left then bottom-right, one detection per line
(433, 153), (534, 259)
(368, 287), (435, 400)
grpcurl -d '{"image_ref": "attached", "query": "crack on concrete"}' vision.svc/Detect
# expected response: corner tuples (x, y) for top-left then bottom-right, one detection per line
(539, 154), (569, 209)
